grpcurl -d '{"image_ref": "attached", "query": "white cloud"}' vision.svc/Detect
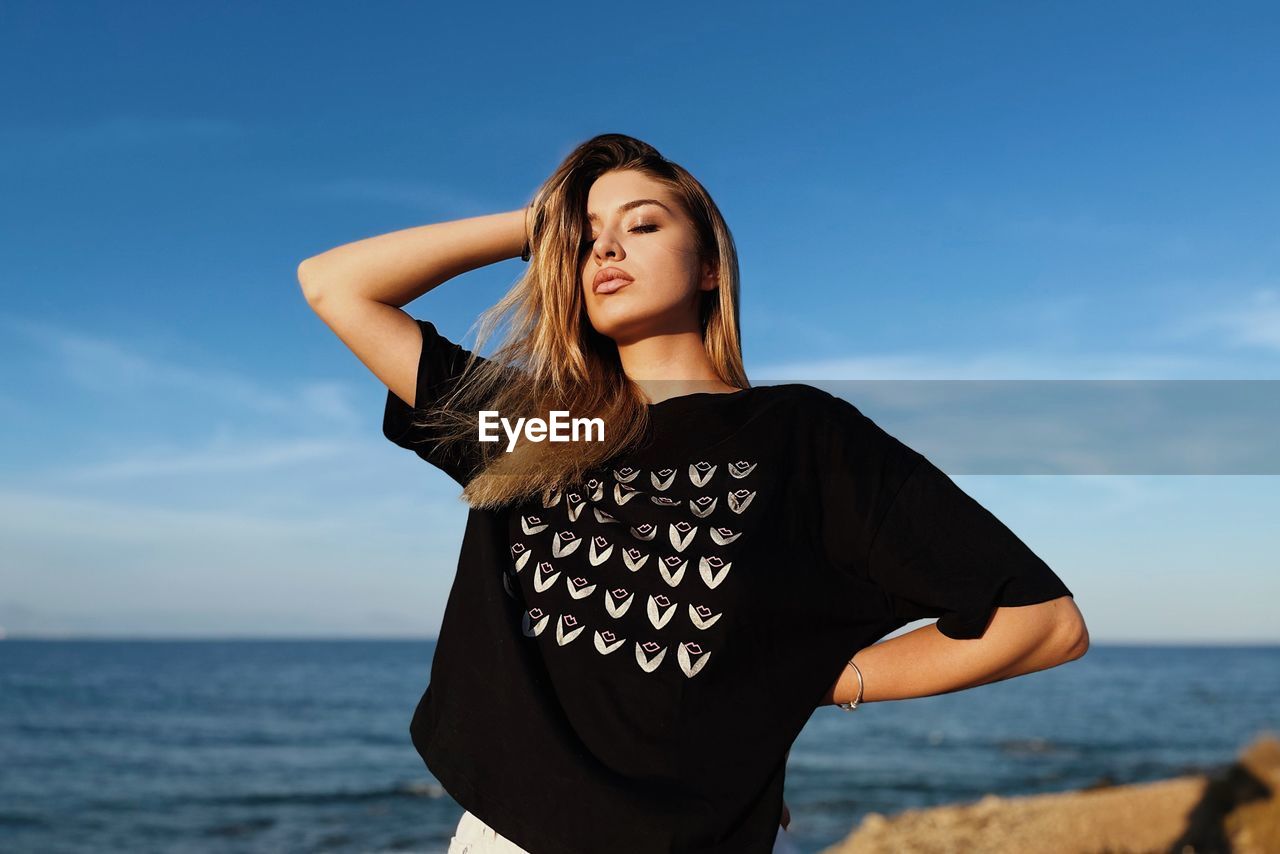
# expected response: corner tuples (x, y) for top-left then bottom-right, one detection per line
(1192, 288), (1280, 351)
(748, 349), (1209, 380)
(49, 438), (361, 481)
(3, 313), (362, 423)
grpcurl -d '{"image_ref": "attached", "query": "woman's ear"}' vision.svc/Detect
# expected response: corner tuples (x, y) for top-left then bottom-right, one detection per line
(700, 260), (719, 291)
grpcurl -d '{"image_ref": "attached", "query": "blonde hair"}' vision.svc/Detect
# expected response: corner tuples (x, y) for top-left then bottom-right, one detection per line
(415, 133), (748, 510)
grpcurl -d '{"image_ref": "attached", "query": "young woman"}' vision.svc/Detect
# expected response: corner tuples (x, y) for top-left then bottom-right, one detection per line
(299, 134), (1088, 853)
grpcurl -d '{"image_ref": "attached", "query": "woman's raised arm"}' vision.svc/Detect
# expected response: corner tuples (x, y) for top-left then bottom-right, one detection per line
(296, 208), (526, 409)
(298, 208), (527, 307)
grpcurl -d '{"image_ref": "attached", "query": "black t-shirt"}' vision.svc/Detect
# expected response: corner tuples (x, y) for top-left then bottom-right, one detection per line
(383, 318), (1073, 854)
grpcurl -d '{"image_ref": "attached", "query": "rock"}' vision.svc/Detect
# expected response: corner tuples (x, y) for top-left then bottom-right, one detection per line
(822, 731), (1280, 854)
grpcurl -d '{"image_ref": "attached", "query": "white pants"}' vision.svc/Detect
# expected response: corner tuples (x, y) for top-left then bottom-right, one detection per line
(447, 809), (800, 853)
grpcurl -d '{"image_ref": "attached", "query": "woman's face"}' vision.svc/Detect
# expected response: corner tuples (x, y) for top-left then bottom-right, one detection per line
(579, 169), (715, 346)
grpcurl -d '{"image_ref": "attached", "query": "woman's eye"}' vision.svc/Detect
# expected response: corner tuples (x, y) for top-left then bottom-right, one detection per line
(579, 223), (658, 250)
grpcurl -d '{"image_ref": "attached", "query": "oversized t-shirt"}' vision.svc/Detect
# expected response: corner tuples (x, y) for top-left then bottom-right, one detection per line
(383, 318), (1074, 854)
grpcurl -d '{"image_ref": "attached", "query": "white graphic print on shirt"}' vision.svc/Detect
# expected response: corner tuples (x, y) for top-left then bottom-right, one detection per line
(505, 458), (760, 680)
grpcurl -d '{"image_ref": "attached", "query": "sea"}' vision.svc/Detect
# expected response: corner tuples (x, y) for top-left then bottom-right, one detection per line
(1, 640), (1276, 854)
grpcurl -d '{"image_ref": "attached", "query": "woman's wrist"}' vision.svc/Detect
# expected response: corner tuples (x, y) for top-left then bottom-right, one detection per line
(830, 651), (869, 708)
(519, 204), (534, 261)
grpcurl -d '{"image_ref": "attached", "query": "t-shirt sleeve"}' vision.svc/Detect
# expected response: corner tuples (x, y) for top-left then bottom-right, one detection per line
(382, 318), (488, 488)
(817, 393), (1073, 640)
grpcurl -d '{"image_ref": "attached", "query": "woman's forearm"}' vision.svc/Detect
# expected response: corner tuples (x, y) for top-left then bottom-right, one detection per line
(298, 207), (528, 307)
(825, 597), (1084, 705)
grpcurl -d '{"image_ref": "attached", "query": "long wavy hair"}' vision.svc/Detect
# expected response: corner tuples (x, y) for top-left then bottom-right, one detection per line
(415, 133), (748, 510)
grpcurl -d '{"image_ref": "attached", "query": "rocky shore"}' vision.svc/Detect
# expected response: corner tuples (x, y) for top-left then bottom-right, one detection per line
(824, 732), (1280, 854)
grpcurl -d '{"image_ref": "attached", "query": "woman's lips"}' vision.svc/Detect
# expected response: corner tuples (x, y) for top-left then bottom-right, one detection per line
(595, 278), (631, 295)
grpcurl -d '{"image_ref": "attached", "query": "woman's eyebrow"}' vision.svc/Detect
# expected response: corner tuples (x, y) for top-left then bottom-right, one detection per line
(587, 199), (672, 223)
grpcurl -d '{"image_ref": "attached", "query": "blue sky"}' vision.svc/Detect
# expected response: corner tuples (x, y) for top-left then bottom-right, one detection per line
(2, 2), (1277, 641)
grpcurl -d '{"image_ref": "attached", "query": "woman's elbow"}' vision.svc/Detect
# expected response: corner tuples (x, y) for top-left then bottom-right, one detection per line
(1054, 597), (1090, 661)
(1067, 619), (1090, 660)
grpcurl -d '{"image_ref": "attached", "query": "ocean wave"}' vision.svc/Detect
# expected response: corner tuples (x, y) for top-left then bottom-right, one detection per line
(201, 779), (448, 807)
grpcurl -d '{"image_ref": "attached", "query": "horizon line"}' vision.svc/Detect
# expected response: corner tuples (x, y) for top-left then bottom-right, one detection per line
(2, 634), (1277, 647)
